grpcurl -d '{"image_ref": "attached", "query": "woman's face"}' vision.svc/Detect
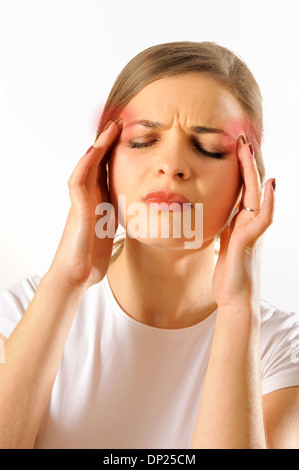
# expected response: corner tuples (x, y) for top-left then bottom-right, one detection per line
(108, 73), (245, 249)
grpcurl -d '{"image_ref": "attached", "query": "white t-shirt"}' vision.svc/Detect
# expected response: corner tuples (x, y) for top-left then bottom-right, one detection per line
(0, 275), (299, 449)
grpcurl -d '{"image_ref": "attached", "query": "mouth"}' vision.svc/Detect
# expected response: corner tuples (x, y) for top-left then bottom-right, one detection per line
(142, 190), (192, 211)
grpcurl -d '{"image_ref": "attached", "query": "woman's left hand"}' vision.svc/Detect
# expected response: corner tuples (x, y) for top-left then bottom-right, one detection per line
(212, 136), (276, 310)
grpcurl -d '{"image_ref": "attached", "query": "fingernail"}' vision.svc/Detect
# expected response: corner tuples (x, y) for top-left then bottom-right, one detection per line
(85, 145), (95, 155)
(272, 178), (276, 191)
(115, 117), (123, 127)
(248, 143), (255, 158)
(239, 135), (246, 145)
(103, 120), (113, 132)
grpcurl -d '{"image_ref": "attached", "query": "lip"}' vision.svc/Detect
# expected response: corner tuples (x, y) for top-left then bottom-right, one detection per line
(142, 190), (192, 210)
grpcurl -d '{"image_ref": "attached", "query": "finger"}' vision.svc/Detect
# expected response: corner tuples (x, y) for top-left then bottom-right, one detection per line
(237, 137), (261, 215)
(93, 118), (122, 164)
(218, 225), (231, 258)
(85, 119), (123, 195)
(68, 120), (121, 189)
(248, 178), (276, 239)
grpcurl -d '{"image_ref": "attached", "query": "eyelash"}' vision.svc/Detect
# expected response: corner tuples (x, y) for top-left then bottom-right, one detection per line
(127, 140), (226, 159)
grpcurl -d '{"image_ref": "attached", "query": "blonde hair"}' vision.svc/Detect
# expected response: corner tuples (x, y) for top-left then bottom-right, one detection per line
(96, 41), (265, 262)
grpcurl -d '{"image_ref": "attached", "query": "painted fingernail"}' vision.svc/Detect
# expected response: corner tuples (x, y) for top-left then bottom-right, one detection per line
(103, 120), (114, 132)
(85, 145), (95, 155)
(272, 178), (276, 191)
(248, 143), (255, 158)
(239, 135), (246, 145)
(115, 117), (123, 127)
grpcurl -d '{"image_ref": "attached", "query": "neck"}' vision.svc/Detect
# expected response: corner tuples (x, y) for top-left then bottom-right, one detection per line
(107, 236), (218, 329)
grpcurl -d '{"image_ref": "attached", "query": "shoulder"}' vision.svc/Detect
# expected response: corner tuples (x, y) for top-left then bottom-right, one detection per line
(0, 274), (114, 340)
(0, 275), (41, 338)
(260, 298), (299, 448)
(259, 299), (299, 396)
(260, 298), (299, 348)
(260, 298), (299, 324)
(0, 275), (41, 311)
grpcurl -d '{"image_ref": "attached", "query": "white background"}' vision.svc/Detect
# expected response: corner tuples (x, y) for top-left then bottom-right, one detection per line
(0, 0), (298, 313)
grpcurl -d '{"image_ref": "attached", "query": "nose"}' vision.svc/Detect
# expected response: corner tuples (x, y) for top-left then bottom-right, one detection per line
(155, 138), (191, 181)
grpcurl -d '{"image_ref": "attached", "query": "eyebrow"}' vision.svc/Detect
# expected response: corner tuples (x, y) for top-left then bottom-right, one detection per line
(124, 119), (230, 136)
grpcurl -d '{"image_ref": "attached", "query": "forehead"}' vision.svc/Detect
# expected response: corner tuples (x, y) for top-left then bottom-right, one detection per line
(122, 73), (245, 132)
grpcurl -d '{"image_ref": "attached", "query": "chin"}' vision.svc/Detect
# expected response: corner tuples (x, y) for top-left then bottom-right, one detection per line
(125, 230), (204, 251)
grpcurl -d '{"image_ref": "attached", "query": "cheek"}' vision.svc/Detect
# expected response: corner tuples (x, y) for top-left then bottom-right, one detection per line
(218, 160), (242, 201)
(108, 148), (152, 232)
(108, 147), (143, 204)
(202, 160), (242, 237)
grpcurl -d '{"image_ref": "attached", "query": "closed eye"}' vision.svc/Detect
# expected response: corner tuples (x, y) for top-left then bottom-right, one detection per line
(127, 140), (158, 149)
(192, 142), (226, 159)
(127, 139), (226, 159)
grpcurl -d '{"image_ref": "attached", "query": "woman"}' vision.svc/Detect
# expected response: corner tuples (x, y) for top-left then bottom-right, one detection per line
(0, 41), (299, 449)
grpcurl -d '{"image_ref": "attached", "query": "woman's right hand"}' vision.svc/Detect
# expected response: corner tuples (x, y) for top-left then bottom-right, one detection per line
(47, 119), (122, 293)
